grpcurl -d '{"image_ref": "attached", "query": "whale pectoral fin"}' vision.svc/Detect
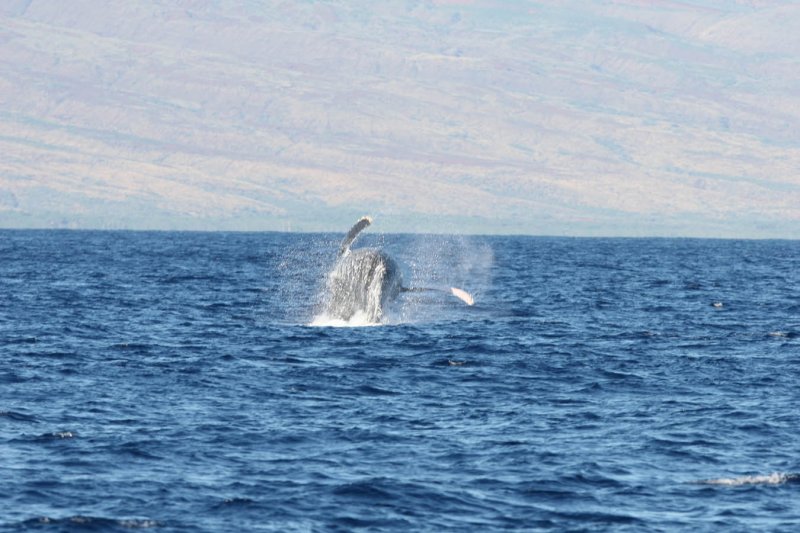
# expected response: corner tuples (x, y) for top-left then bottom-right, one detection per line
(450, 287), (475, 306)
(340, 216), (372, 255)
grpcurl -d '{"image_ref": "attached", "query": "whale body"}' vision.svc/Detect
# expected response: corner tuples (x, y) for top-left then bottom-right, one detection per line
(319, 216), (474, 324)
(321, 216), (401, 323)
(325, 247), (402, 323)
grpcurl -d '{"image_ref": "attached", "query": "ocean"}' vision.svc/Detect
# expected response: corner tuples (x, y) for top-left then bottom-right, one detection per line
(1, 229), (799, 531)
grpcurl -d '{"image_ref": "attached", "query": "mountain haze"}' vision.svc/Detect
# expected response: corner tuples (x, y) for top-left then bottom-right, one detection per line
(1, 0), (799, 237)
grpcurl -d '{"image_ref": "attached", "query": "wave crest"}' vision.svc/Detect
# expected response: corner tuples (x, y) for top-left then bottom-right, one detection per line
(696, 472), (800, 486)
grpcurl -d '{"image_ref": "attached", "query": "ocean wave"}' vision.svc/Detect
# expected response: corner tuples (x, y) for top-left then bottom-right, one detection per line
(695, 472), (800, 486)
(16, 516), (160, 529)
(767, 331), (797, 338)
(38, 431), (76, 440)
(0, 410), (38, 423)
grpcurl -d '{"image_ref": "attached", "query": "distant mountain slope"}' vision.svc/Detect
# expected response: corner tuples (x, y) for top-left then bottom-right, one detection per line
(1, 0), (798, 236)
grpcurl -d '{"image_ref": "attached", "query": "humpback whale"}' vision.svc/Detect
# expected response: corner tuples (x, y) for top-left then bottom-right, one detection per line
(320, 216), (473, 323)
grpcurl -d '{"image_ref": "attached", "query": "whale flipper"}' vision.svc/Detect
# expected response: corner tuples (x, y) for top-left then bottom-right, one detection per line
(401, 286), (475, 306)
(450, 287), (474, 306)
(340, 216), (372, 256)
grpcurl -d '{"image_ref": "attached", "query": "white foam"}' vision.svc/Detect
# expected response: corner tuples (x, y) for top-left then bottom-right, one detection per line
(309, 311), (380, 328)
(699, 472), (795, 486)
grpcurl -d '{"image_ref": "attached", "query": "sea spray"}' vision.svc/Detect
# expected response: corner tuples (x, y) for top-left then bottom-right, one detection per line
(306, 229), (488, 326)
(399, 233), (493, 322)
(275, 233), (340, 324)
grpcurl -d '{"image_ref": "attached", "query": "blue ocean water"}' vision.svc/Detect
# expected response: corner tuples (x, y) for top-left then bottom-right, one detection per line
(1, 229), (799, 531)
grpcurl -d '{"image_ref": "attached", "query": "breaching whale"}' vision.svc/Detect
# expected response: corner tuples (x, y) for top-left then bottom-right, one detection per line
(320, 216), (474, 323)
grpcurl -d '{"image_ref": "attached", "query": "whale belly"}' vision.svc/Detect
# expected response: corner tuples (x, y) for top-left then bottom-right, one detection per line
(325, 249), (402, 322)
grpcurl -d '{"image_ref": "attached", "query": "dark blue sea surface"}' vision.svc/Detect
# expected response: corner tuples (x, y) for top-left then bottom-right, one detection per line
(2, 229), (799, 531)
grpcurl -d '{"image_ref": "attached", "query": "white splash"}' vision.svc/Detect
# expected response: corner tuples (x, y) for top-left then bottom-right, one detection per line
(400, 234), (491, 320)
(309, 311), (380, 328)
